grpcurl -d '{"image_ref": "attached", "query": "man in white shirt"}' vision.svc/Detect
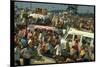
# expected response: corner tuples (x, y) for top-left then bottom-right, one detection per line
(21, 45), (32, 65)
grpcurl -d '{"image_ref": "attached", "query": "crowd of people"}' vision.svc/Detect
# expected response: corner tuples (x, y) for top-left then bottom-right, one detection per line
(14, 7), (94, 66)
(14, 7), (94, 33)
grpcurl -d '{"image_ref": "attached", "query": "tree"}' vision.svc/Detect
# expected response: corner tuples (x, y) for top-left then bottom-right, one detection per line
(67, 5), (78, 15)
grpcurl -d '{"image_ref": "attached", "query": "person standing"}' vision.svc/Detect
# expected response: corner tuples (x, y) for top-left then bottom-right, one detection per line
(21, 45), (32, 65)
(72, 39), (79, 60)
(14, 45), (21, 65)
(54, 44), (61, 56)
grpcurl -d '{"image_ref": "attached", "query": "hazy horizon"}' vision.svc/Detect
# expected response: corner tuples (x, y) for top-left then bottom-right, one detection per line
(15, 2), (94, 14)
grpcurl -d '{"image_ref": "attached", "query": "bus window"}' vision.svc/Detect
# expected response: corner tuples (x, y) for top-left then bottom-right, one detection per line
(90, 38), (94, 47)
(66, 34), (73, 48)
(81, 36), (92, 47)
(66, 34), (73, 41)
(74, 35), (81, 42)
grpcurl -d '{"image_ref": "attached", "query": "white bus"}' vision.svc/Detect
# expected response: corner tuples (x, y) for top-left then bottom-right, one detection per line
(64, 28), (94, 50)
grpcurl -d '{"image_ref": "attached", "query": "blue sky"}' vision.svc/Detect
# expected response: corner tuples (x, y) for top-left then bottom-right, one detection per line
(15, 2), (94, 14)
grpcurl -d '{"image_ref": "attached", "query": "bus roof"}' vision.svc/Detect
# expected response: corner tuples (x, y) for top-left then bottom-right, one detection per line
(67, 28), (94, 38)
(28, 25), (55, 31)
